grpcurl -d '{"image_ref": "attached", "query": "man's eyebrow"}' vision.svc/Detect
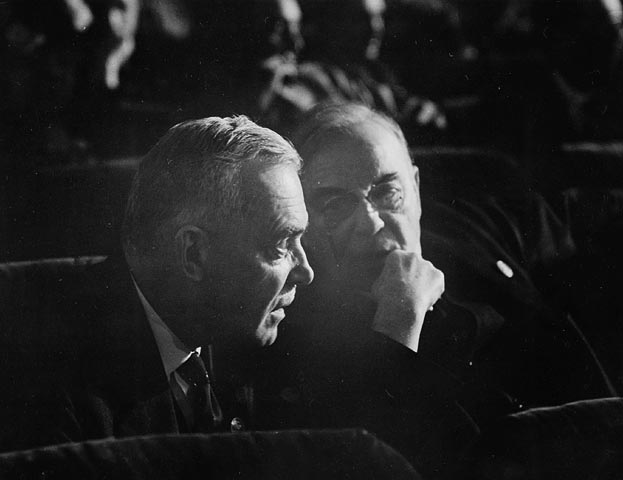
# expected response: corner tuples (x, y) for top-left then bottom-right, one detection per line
(373, 172), (400, 186)
(310, 173), (401, 199)
(285, 224), (308, 236)
(269, 223), (308, 241)
(310, 186), (347, 197)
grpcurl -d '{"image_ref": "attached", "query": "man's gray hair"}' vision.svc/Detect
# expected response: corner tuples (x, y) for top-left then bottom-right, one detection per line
(122, 115), (301, 257)
(292, 102), (408, 169)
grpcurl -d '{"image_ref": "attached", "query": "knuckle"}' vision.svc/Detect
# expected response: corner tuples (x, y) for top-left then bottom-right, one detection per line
(422, 259), (434, 269)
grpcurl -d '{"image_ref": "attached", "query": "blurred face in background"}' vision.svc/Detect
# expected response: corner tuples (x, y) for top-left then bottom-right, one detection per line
(255, 0), (304, 60)
(213, 0), (303, 69)
(362, 0), (386, 60)
(534, 0), (622, 92)
(269, 0), (304, 58)
(304, 0), (386, 63)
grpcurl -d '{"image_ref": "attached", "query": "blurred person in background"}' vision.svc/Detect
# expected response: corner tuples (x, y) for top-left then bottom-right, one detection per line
(380, 0), (477, 98)
(532, 0), (623, 142)
(0, 0), (187, 163)
(260, 0), (447, 140)
(179, 0), (305, 120)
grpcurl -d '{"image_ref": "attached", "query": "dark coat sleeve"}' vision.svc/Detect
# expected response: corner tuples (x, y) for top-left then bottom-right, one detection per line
(278, 298), (492, 479)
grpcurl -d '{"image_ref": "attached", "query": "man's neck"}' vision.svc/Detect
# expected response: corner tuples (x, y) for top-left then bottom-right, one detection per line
(210, 339), (262, 387)
(134, 277), (196, 380)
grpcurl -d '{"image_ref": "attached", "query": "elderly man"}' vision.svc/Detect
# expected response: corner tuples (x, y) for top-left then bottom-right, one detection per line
(9, 116), (314, 450)
(272, 102), (613, 477)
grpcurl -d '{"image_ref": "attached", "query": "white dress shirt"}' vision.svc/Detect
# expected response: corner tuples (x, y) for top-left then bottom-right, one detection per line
(133, 280), (198, 395)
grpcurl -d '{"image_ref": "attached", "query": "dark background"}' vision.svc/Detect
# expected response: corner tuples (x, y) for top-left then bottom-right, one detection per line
(1, 0), (623, 262)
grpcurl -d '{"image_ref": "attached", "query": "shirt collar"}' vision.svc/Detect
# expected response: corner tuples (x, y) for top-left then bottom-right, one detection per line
(133, 279), (199, 379)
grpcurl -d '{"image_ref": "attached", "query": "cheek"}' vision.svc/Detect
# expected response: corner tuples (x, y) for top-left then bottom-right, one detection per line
(394, 213), (422, 251)
(220, 252), (268, 302)
(304, 226), (341, 271)
(249, 259), (291, 303)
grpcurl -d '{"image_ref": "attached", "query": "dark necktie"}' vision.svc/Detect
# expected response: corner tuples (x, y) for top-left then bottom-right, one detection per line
(174, 351), (223, 431)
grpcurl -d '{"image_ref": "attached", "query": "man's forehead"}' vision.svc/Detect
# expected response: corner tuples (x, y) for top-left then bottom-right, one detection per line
(302, 124), (411, 190)
(248, 197), (308, 242)
(242, 162), (307, 225)
(243, 160), (300, 192)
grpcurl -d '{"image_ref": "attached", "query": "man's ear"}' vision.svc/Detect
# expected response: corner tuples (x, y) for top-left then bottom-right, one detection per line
(175, 225), (209, 282)
(412, 164), (420, 190)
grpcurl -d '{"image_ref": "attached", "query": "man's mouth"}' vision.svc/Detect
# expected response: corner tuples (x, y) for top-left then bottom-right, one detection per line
(267, 290), (296, 328)
(274, 288), (297, 311)
(268, 307), (286, 327)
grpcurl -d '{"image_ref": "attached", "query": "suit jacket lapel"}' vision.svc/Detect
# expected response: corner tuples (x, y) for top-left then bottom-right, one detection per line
(88, 258), (181, 437)
(114, 297), (181, 437)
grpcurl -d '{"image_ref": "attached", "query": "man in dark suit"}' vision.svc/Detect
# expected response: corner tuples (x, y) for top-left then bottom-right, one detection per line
(7, 115), (315, 450)
(271, 102), (614, 477)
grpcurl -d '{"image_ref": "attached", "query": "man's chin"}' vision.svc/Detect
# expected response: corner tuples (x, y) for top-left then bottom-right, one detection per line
(256, 328), (279, 347)
(255, 309), (285, 346)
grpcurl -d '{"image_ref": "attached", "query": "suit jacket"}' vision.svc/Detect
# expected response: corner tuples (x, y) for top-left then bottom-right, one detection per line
(5, 258), (256, 452)
(421, 195), (614, 408)
(268, 295), (493, 479)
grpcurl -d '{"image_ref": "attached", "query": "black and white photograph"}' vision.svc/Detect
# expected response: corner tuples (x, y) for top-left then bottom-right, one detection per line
(1, 0), (623, 478)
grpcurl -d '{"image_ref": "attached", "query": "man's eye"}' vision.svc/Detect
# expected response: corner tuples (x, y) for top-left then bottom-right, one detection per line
(321, 196), (357, 217)
(371, 184), (403, 210)
(317, 196), (358, 230)
(267, 240), (289, 260)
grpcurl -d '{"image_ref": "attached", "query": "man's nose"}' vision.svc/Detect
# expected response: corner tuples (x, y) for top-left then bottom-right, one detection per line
(289, 246), (314, 286)
(351, 200), (385, 238)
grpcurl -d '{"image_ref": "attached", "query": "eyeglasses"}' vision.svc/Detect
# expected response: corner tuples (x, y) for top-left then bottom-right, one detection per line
(316, 182), (404, 230)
